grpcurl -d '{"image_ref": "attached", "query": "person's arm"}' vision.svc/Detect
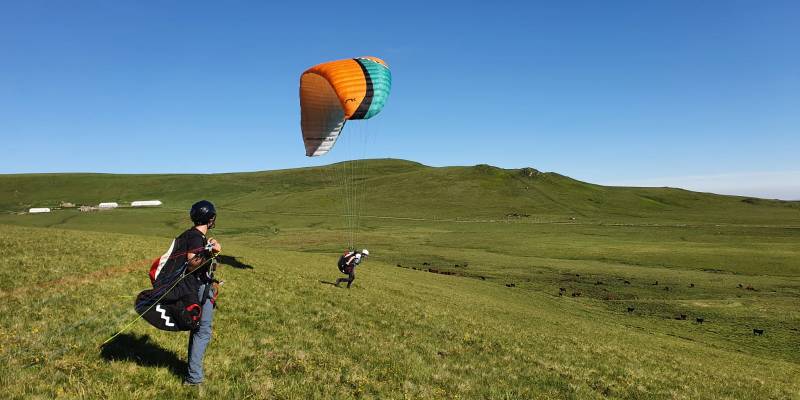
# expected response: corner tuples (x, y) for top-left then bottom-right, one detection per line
(186, 251), (206, 271)
(185, 233), (214, 272)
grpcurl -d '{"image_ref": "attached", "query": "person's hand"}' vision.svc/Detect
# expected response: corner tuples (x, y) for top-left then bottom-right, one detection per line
(208, 238), (222, 254)
(212, 281), (220, 295)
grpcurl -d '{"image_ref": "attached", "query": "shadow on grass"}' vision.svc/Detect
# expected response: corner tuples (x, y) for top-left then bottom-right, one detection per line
(217, 254), (254, 269)
(319, 280), (338, 286)
(100, 333), (186, 378)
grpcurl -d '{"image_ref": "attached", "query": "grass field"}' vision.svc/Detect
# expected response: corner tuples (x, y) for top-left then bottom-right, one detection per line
(1, 160), (798, 399)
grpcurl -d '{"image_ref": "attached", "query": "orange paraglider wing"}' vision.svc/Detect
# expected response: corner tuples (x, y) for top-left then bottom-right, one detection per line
(299, 57), (392, 156)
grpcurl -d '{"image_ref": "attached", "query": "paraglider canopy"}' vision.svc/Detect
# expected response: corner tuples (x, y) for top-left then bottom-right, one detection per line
(299, 57), (392, 157)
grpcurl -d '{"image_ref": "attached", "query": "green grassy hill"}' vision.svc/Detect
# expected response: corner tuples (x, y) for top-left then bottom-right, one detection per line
(1, 159), (798, 399)
(2, 159), (798, 224)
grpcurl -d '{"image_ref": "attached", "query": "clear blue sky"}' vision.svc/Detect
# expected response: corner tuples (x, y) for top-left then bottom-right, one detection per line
(1, 1), (798, 199)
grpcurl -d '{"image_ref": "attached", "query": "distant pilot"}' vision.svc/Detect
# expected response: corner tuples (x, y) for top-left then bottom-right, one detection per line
(335, 249), (369, 288)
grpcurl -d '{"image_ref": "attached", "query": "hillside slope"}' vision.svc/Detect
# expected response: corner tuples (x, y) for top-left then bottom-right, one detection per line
(1, 160), (799, 398)
(2, 159), (798, 226)
(1, 224), (798, 399)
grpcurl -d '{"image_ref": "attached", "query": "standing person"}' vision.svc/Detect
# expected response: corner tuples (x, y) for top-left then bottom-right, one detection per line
(134, 200), (221, 386)
(182, 200), (222, 386)
(335, 249), (369, 288)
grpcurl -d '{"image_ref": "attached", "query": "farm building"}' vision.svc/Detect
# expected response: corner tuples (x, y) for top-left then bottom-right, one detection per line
(98, 202), (119, 209)
(28, 208), (51, 214)
(131, 200), (162, 207)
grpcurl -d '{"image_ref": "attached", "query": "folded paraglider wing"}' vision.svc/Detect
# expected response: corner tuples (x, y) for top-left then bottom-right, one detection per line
(135, 290), (201, 332)
(299, 57), (392, 157)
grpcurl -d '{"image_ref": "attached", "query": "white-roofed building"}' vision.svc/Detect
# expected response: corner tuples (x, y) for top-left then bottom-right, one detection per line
(131, 200), (162, 207)
(28, 208), (51, 213)
(98, 202), (119, 209)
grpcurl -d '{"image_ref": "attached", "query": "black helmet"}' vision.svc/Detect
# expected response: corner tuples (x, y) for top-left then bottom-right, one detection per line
(190, 200), (216, 226)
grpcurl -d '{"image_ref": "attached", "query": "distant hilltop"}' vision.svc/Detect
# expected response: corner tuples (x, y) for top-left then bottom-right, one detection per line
(1, 159), (798, 225)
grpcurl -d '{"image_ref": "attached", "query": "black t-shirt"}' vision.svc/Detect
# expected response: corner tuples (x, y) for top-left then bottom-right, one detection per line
(156, 227), (209, 302)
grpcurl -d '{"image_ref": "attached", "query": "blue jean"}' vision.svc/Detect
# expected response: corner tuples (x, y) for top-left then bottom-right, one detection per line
(186, 284), (215, 383)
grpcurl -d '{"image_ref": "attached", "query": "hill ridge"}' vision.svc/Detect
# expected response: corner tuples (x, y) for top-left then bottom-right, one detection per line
(1, 159), (798, 226)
